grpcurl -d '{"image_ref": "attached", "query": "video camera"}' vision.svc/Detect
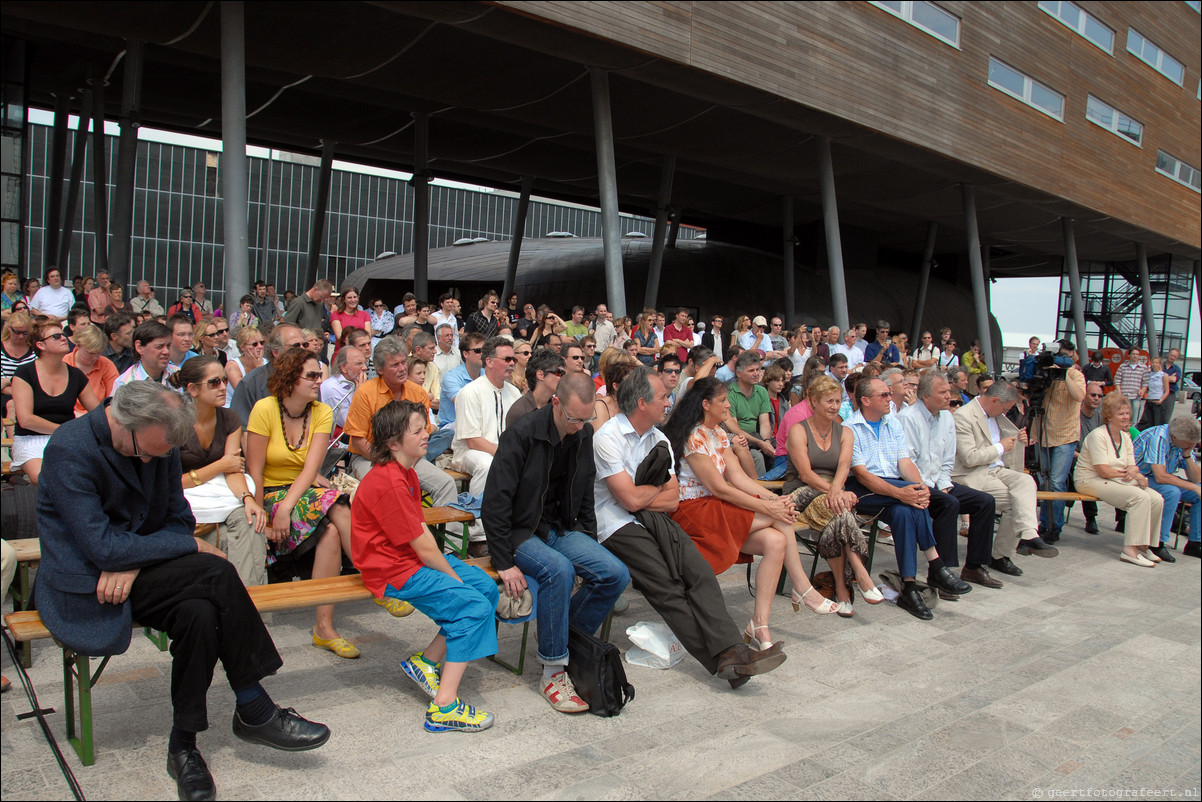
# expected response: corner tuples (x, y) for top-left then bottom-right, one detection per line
(1019, 348), (1074, 408)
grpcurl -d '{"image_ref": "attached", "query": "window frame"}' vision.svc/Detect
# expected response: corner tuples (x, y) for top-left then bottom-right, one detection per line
(869, 1), (961, 48)
(987, 57), (1066, 122)
(1126, 29), (1185, 86)
(1084, 95), (1143, 146)
(1037, 0), (1115, 54)
(1155, 151), (1202, 193)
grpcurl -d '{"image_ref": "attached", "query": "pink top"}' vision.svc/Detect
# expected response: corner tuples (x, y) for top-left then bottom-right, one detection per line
(774, 398), (813, 457)
(331, 308), (371, 335)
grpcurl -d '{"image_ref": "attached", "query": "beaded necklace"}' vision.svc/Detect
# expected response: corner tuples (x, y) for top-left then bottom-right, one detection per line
(279, 399), (312, 452)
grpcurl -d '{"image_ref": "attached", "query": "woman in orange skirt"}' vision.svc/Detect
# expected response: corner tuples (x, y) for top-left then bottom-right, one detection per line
(662, 378), (836, 651)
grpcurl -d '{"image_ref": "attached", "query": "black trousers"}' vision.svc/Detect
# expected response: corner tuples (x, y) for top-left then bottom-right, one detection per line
(603, 522), (742, 675)
(130, 553), (282, 732)
(926, 483), (996, 570)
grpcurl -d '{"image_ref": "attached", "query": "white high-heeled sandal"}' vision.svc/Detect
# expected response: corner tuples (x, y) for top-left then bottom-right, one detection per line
(792, 586), (838, 615)
(744, 621), (777, 650)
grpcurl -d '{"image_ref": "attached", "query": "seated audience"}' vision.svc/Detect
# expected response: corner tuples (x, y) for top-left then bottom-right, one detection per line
(231, 323), (306, 427)
(63, 324), (118, 415)
(725, 350), (776, 477)
(113, 320), (174, 391)
(592, 352), (640, 429)
(1134, 417), (1201, 560)
(227, 325), (266, 389)
(320, 342), (367, 430)
(506, 347), (566, 427)
(192, 317), (228, 367)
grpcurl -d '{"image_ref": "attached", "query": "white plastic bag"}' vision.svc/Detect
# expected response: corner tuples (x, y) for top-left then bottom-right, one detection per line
(623, 621), (686, 670)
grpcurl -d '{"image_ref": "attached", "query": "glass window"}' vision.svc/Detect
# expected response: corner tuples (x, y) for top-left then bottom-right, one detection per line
(1127, 29), (1185, 85)
(869, 1), (960, 47)
(1156, 151), (1202, 193)
(988, 58), (1065, 121)
(1038, 1), (1114, 53)
(1085, 95), (1143, 145)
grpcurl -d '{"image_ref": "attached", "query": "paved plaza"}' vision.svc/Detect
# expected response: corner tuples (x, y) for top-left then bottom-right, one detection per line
(2, 501), (1199, 801)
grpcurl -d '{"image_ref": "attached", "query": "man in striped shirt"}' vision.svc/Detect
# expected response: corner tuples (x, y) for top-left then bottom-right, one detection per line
(1113, 349), (1149, 428)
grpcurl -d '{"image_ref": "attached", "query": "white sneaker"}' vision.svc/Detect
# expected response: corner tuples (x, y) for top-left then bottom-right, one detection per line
(877, 534), (895, 546)
(542, 671), (589, 713)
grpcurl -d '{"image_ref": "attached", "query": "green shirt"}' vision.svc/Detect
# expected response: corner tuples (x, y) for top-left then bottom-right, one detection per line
(564, 321), (589, 340)
(727, 383), (770, 435)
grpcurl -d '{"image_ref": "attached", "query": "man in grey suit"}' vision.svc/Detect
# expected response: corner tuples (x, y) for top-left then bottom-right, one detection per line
(35, 382), (329, 801)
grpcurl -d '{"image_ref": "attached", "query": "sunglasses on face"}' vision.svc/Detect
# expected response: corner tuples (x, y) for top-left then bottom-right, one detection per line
(497, 356), (516, 363)
(661, 368), (681, 374)
(550, 367), (567, 376)
(215, 328), (228, 334)
(247, 340), (264, 347)
(203, 376), (228, 388)
(41, 332), (66, 342)
(465, 347), (483, 354)
(301, 370), (324, 383)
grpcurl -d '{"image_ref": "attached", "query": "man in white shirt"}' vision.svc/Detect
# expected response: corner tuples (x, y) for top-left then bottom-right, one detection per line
(432, 323), (462, 376)
(592, 304), (616, 353)
(592, 365), (786, 687)
(452, 336), (522, 555)
(131, 280), (166, 318)
(830, 328), (864, 371)
(320, 345), (366, 429)
(899, 374), (1001, 592)
(430, 292), (460, 348)
(739, 316), (775, 356)
(31, 267), (76, 320)
(852, 322), (869, 355)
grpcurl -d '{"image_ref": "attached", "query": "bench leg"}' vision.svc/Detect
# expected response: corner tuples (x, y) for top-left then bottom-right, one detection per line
(599, 609), (615, 642)
(13, 562), (32, 668)
(64, 649), (110, 766)
(143, 627), (170, 652)
(487, 620), (529, 676)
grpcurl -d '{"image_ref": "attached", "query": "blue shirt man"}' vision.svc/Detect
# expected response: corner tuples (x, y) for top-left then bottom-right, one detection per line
(1134, 422), (1201, 557)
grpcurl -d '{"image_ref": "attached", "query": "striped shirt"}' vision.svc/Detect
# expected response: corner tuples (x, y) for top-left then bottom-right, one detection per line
(1114, 361), (1149, 400)
(1133, 425), (1188, 477)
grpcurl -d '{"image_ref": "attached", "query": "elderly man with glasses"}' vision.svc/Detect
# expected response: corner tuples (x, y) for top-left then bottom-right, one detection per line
(35, 381), (330, 799)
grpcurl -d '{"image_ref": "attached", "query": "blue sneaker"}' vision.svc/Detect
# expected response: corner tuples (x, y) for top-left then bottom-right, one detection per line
(424, 698), (494, 733)
(400, 653), (441, 699)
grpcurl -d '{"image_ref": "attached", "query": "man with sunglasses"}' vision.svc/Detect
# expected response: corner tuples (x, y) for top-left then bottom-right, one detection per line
(562, 343), (588, 374)
(1074, 381), (1106, 534)
(35, 381), (330, 799)
(437, 332), (484, 428)
(506, 348), (566, 427)
(368, 299), (395, 343)
(483, 372), (629, 713)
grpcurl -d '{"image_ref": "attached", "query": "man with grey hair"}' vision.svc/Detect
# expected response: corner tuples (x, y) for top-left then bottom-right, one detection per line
(320, 343), (366, 429)
(433, 322), (462, 376)
(830, 327), (864, 371)
(231, 322), (305, 428)
(593, 366), (787, 687)
(952, 381), (1057, 576)
(281, 278), (334, 332)
(1134, 416), (1201, 560)
(946, 365), (972, 405)
(409, 330), (442, 410)
(35, 382), (330, 799)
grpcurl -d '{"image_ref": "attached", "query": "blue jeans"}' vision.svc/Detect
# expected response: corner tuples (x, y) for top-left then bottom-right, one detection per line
(1146, 477), (1200, 545)
(424, 427), (455, 463)
(758, 454), (788, 481)
(1039, 443), (1077, 532)
(513, 529), (630, 664)
(847, 476), (936, 579)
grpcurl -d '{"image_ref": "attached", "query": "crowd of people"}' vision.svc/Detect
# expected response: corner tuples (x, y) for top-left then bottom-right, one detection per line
(2, 267), (1199, 801)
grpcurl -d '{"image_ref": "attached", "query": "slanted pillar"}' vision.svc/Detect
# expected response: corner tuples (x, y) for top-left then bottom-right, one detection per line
(1062, 218), (1088, 359)
(304, 140), (335, 289)
(909, 222), (938, 345)
(782, 197), (795, 326)
(817, 136), (848, 331)
(590, 68), (627, 318)
(644, 155), (675, 310)
(58, 87), (93, 270)
(219, 1), (251, 316)
(46, 94), (71, 266)
(667, 209), (681, 248)
(1135, 243), (1159, 356)
(411, 112), (429, 303)
(502, 176), (532, 303)
(961, 184), (995, 365)
(109, 41), (143, 289)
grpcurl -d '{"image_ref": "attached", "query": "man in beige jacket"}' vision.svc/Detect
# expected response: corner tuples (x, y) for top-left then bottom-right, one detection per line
(952, 382), (1058, 577)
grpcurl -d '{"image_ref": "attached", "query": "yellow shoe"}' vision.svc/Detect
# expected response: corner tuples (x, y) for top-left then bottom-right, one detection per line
(375, 597), (415, 617)
(311, 628), (360, 659)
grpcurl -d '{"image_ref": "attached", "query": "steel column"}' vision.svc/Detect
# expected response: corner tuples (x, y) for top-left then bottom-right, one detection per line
(411, 112), (429, 302)
(45, 94), (71, 267)
(589, 68), (627, 318)
(1061, 218), (1088, 358)
(304, 140), (335, 289)
(219, 1), (251, 316)
(90, 72), (109, 273)
(909, 222), (938, 345)
(58, 87), (92, 271)
(960, 184), (995, 364)
(817, 136), (848, 332)
(109, 40), (143, 289)
(502, 176), (532, 303)
(1135, 243), (1159, 356)
(667, 210), (681, 249)
(644, 155), (676, 310)
(782, 197), (795, 326)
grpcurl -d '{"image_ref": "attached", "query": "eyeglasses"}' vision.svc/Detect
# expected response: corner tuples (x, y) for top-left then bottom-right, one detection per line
(516, 350), (531, 356)
(564, 410), (598, 425)
(550, 367), (567, 376)
(130, 430), (165, 460)
(568, 354), (584, 361)
(495, 355), (516, 363)
(771, 322), (782, 327)
(948, 400), (963, 408)
(41, 332), (66, 342)
(247, 340), (264, 347)
(373, 303), (384, 308)
(202, 330), (217, 338)
(204, 376), (228, 388)
(301, 370), (324, 382)
(11, 329), (29, 336)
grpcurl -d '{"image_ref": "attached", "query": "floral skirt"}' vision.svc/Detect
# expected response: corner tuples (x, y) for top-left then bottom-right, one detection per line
(262, 484), (347, 566)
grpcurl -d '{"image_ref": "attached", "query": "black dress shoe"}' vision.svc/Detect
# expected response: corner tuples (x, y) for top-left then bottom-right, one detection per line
(1016, 537), (1058, 557)
(1042, 528), (1061, 545)
(961, 566), (1004, 589)
(1115, 510), (1126, 533)
(167, 747), (216, 801)
(1149, 545), (1176, 563)
(927, 565), (972, 596)
(990, 556), (1023, 577)
(232, 706), (331, 752)
(896, 588), (933, 620)
(1084, 519), (1099, 535)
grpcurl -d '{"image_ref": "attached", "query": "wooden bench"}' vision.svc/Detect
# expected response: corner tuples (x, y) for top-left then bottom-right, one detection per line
(756, 479), (785, 493)
(1035, 490), (1098, 503)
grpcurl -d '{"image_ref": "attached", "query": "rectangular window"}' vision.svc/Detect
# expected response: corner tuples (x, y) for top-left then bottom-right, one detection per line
(988, 58), (1065, 121)
(1038, 0), (1114, 53)
(1156, 151), (1202, 192)
(869, 1), (960, 47)
(1127, 29), (1185, 85)
(1085, 95), (1143, 145)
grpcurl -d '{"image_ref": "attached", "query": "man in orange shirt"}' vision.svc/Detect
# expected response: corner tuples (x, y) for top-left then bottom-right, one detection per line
(343, 335), (456, 506)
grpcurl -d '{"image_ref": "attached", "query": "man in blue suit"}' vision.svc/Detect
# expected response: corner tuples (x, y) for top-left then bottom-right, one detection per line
(35, 381), (330, 801)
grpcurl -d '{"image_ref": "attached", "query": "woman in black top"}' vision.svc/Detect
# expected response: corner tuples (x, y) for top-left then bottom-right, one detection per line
(10, 319), (101, 484)
(171, 356), (268, 585)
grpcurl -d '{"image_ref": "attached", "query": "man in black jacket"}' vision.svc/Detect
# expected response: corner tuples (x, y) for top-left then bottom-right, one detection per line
(482, 372), (630, 714)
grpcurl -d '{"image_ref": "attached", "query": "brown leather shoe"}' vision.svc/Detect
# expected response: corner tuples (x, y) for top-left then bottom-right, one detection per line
(961, 566), (1003, 589)
(715, 642), (787, 680)
(467, 541), (490, 559)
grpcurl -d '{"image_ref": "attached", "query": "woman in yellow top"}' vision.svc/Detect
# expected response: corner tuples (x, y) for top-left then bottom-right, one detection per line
(1074, 393), (1164, 567)
(961, 339), (989, 395)
(246, 346), (359, 657)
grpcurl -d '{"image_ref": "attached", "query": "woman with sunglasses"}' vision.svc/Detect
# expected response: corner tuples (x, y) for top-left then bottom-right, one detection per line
(10, 319), (101, 484)
(938, 339), (959, 369)
(2, 310), (37, 424)
(167, 289), (203, 324)
(302, 328), (331, 380)
(510, 342), (533, 392)
(192, 317), (228, 367)
(171, 355), (268, 585)
(226, 327), (266, 389)
(368, 298), (394, 343)
(246, 346), (358, 657)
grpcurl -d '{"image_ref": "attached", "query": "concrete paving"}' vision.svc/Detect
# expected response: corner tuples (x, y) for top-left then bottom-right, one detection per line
(3, 501), (1199, 801)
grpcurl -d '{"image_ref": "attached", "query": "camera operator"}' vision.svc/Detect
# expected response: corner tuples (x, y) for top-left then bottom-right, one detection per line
(1032, 340), (1086, 544)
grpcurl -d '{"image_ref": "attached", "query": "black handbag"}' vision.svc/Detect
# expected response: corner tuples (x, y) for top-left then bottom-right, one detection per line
(565, 625), (635, 717)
